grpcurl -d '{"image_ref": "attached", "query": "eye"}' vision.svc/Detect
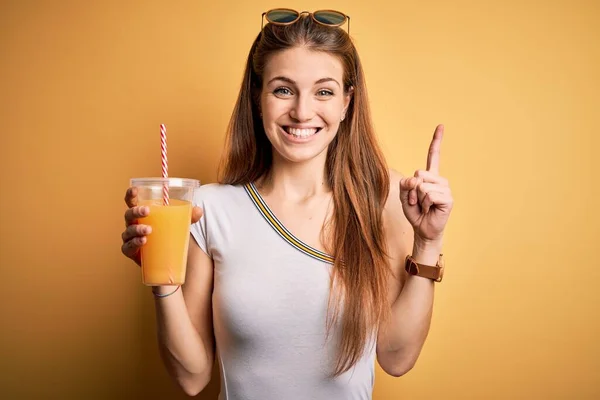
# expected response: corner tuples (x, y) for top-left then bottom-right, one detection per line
(317, 89), (334, 97)
(273, 87), (293, 97)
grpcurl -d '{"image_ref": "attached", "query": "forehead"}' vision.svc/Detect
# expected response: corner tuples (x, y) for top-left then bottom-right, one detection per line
(263, 46), (344, 84)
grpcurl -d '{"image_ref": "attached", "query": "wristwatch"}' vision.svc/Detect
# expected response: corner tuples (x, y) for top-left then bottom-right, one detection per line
(405, 254), (445, 282)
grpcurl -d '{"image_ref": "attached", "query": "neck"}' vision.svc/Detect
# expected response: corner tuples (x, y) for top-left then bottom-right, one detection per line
(258, 151), (330, 200)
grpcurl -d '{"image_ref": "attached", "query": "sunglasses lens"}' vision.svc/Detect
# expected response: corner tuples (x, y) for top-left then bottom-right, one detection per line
(313, 10), (346, 25)
(266, 9), (299, 23)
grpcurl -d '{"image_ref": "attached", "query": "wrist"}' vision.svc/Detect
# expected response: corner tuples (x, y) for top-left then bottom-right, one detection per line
(412, 236), (443, 265)
(414, 234), (443, 251)
(151, 285), (180, 298)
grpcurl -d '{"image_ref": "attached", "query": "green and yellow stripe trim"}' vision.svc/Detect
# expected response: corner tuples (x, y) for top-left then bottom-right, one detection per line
(244, 183), (335, 264)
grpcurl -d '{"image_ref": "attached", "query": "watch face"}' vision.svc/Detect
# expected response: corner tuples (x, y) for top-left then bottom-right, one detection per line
(405, 258), (419, 275)
(408, 263), (419, 275)
(404, 256), (419, 275)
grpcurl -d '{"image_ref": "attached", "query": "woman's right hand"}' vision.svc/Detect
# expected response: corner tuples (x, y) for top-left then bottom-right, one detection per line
(121, 187), (203, 266)
(121, 187), (151, 266)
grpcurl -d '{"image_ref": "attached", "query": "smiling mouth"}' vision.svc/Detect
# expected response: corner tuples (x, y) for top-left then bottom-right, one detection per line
(281, 126), (323, 138)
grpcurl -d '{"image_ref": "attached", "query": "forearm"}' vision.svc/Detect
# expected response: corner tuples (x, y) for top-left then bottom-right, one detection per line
(154, 287), (212, 394)
(386, 239), (441, 355)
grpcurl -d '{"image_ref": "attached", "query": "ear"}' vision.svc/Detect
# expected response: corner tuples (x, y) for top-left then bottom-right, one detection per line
(343, 86), (354, 115)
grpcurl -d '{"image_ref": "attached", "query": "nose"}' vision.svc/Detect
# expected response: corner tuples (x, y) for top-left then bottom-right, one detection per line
(289, 94), (315, 122)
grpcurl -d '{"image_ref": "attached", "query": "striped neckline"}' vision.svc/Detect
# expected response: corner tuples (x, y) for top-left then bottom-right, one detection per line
(244, 182), (335, 264)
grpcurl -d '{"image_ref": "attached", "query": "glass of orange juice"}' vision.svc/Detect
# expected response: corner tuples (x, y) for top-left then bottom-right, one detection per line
(130, 177), (200, 286)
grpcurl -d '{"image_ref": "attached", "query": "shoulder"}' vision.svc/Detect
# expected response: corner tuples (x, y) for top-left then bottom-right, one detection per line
(193, 182), (245, 203)
(194, 183), (244, 200)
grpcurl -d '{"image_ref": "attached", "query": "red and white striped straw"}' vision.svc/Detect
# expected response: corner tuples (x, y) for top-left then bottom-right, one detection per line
(160, 124), (169, 205)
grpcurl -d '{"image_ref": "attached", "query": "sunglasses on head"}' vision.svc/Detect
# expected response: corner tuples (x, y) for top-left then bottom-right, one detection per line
(261, 8), (350, 34)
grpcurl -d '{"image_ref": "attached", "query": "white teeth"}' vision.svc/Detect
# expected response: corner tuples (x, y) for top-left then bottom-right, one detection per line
(287, 127), (318, 137)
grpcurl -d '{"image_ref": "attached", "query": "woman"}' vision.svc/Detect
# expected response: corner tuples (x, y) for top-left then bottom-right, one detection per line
(121, 10), (453, 400)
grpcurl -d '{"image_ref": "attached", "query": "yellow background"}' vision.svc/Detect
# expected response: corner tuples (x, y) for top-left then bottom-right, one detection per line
(1, 0), (598, 399)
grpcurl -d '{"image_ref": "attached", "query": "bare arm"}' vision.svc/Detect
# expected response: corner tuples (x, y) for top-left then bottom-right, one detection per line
(121, 189), (215, 396)
(378, 126), (453, 376)
(154, 237), (215, 396)
(376, 169), (437, 377)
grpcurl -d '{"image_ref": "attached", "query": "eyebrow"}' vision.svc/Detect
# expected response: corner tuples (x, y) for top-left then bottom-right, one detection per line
(267, 76), (341, 88)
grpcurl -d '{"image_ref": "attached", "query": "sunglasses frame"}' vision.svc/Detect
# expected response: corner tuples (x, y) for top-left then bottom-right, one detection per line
(261, 8), (350, 34)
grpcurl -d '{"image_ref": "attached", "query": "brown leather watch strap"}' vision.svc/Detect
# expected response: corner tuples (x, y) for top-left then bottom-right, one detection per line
(405, 254), (444, 282)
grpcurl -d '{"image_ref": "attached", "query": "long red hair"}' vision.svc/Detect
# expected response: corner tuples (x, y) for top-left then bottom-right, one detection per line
(218, 16), (391, 376)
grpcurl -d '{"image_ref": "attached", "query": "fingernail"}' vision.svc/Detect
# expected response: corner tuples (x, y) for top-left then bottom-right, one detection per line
(145, 226), (152, 234)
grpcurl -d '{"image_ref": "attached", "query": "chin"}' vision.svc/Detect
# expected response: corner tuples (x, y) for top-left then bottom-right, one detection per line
(275, 146), (328, 164)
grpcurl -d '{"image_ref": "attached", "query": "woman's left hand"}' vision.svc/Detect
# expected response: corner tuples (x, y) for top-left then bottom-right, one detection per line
(399, 124), (454, 245)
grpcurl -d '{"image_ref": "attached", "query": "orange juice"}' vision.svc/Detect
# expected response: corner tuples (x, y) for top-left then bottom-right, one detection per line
(138, 198), (192, 286)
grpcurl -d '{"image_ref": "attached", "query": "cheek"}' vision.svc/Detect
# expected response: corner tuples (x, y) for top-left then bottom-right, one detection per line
(262, 96), (287, 117)
(322, 102), (344, 125)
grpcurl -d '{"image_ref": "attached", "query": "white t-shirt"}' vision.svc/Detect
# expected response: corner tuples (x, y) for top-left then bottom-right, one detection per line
(191, 182), (376, 400)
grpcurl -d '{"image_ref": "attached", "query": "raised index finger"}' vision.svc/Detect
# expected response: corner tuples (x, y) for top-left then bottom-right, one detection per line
(426, 124), (444, 174)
